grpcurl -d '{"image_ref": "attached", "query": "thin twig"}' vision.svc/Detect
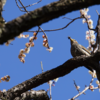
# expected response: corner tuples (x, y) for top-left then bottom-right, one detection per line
(70, 70), (98, 100)
(15, 0), (42, 12)
(62, 17), (73, 20)
(71, 87), (89, 100)
(73, 80), (80, 93)
(27, 17), (82, 32)
(18, 0), (28, 13)
(20, 0), (42, 8)
(96, 10), (99, 16)
(38, 26), (50, 49)
(41, 61), (43, 73)
(15, 0), (24, 12)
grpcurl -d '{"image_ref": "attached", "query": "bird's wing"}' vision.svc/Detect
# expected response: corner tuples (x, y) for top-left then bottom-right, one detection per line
(78, 44), (91, 56)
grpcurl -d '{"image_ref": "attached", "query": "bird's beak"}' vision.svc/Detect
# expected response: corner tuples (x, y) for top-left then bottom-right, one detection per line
(68, 36), (74, 42)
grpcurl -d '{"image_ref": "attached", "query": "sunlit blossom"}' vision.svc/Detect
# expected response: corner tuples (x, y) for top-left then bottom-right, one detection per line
(82, 19), (86, 23)
(84, 8), (89, 12)
(90, 39), (95, 45)
(46, 47), (53, 52)
(42, 35), (46, 38)
(88, 19), (93, 25)
(90, 34), (95, 39)
(76, 86), (80, 90)
(89, 85), (94, 91)
(89, 25), (93, 29)
(86, 35), (90, 40)
(96, 80), (100, 85)
(87, 15), (91, 18)
(88, 70), (97, 78)
(43, 43), (48, 48)
(86, 31), (89, 35)
(29, 37), (34, 42)
(20, 58), (25, 63)
(24, 48), (30, 53)
(89, 30), (94, 35)
(48, 80), (53, 85)
(20, 49), (25, 54)
(31, 42), (34, 47)
(43, 38), (47, 43)
(25, 43), (31, 48)
(54, 78), (59, 82)
(33, 32), (37, 36)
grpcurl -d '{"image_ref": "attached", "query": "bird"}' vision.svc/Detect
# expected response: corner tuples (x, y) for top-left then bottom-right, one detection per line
(68, 36), (100, 81)
(68, 36), (91, 57)
(68, 36), (93, 71)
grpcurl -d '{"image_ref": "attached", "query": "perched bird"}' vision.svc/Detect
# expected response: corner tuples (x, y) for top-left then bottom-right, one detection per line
(68, 36), (91, 57)
(68, 36), (100, 81)
(68, 36), (93, 71)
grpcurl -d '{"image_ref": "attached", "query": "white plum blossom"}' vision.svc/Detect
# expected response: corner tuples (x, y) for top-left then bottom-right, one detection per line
(80, 9), (87, 16)
(96, 80), (100, 85)
(88, 19), (93, 25)
(82, 19), (86, 23)
(91, 34), (95, 39)
(89, 85), (94, 91)
(86, 35), (90, 40)
(24, 47), (30, 53)
(89, 30), (95, 35)
(86, 31), (89, 35)
(87, 15), (91, 18)
(20, 49), (25, 54)
(80, 8), (96, 52)
(54, 78), (59, 82)
(89, 24), (93, 29)
(46, 47), (53, 52)
(84, 8), (89, 12)
(76, 86), (80, 90)
(88, 70), (97, 78)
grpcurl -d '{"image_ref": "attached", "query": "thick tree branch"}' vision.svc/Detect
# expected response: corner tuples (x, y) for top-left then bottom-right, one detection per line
(0, 0), (100, 44)
(14, 90), (49, 100)
(1, 51), (100, 100)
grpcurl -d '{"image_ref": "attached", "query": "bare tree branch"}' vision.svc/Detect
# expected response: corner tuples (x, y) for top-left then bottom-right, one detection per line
(0, 51), (99, 100)
(14, 90), (49, 100)
(0, 0), (100, 44)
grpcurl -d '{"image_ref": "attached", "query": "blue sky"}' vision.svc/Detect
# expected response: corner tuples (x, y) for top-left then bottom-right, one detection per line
(0, 0), (100, 100)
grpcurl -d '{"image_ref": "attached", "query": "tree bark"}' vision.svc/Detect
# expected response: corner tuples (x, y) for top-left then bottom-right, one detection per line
(0, 0), (100, 44)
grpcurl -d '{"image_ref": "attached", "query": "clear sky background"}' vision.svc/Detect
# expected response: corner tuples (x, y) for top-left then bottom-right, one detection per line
(0, 0), (100, 100)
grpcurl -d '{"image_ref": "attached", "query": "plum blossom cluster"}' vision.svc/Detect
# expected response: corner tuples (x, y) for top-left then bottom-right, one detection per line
(17, 34), (29, 38)
(18, 31), (53, 63)
(88, 71), (100, 92)
(18, 32), (37, 63)
(80, 8), (96, 51)
(88, 70), (100, 92)
(88, 70), (97, 78)
(42, 34), (53, 52)
(75, 86), (80, 90)
(69, 70), (99, 100)
(5, 33), (29, 46)
(89, 85), (94, 91)
(47, 78), (58, 100)
(47, 78), (59, 95)
(96, 80), (100, 92)
(0, 75), (10, 82)
(5, 38), (15, 46)
(47, 78), (59, 90)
